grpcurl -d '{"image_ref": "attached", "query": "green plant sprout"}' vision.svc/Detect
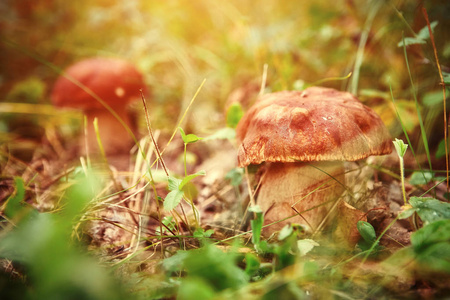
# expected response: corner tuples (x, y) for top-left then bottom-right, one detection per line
(356, 221), (383, 255)
(178, 127), (203, 176)
(226, 102), (243, 129)
(393, 138), (408, 205)
(163, 128), (205, 227)
(164, 172), (205, 213)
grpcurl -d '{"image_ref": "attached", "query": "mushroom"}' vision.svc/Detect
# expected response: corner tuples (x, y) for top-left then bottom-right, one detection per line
(236, 86), (392, 233)
(51, 57), (148, 155)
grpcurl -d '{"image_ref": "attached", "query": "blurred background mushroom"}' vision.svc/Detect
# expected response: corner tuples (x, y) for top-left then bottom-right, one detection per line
(236, 86), (392, 234)
(51, 57), (148, 158)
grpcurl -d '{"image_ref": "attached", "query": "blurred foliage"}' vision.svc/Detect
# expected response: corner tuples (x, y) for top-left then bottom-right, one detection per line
(0, 171), (126, 300)
(1, 0), (449, 137)
(411, 219), (450, 274)
(163, 243), (249, 293)
(1, 0), (450, 299)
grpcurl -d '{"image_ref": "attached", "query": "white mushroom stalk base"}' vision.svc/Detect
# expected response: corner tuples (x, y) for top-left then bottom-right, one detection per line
(258, 161), (346, 234)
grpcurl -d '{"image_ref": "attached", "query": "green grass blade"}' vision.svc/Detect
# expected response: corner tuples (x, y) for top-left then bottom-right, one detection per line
(402, 34), (433, 173)
(389, 84), (430, 186)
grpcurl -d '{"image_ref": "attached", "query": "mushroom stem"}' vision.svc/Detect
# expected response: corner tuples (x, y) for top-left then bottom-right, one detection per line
(84, 108), (135, 155)
(258, 161), (346, 234)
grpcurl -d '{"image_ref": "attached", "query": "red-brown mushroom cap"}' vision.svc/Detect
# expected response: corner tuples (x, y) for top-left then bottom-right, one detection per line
(51, 57), (147, 110)
(236, 87), (392, 167)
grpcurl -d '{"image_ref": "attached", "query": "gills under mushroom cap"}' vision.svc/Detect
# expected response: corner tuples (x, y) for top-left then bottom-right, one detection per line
(236, 87), (392, 167)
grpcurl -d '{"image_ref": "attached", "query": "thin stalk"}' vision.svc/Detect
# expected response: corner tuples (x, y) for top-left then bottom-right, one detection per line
(402, 34), (433, 174)
(310, 72), (352, 87)
(393, 139), (409, 205)
(259, 63), (268, 96)
(184, 143), (188, 177)
(389, 84), (427, 185)
(182, 142), (199, 227)
(399, 154), (407, 205)
(141, 90), (169, 177)
(422, 7), (449, 192)
(83, 116), (91, 168)
(350, 0), (382, 94)
(160, 79), (206, 157)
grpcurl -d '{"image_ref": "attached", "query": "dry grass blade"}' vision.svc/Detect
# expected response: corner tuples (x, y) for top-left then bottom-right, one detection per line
(140, 90), (169, 177)
(161, 79), (206, 156)
(422, 7), (449, 191)
(259, 63), (268, 96)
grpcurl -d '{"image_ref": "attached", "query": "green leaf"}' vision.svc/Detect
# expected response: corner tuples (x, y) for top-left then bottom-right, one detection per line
(249, 206), (263, 249)
(177, 278), (216, 300)
(297, 239), (320, 256)
(393, 138), (408, 158)
(193, 228), (204, 238)
(356, 221), (383, 255)
(436, 138), (448, 159)
(204, 127), (236, 141)
(162, 216), (175, 227)
(423, 90), (448, 107)
(4, 177), (26, 219)
(193, 228), (214, 238)
(302, 261), (320, 280)
(179, 127), (187, 141)
(416, 20), (438, 40)
(65, 170), (101, 215)
(0, 201), (122, 299)
(162, 250), (189, 273)
(278, 225), (293, 241)
(204, 229), (214, 238)
(244, 253), (260, 277)
(6, 77), (46, 103)
(156, 216), (176, 235)
(164, 189), (184, 211)
(226, 102), (243, 128)
(397, 37), (426, 47)
(179, 170), (206, 190)
(443, 72), (450, 85)
(225, 168), (244, 186)
(357, 221), (377, 243)
(411, 219), (450, 273)
(397, 21), (438, 47)
(409, 197), (450, 225)
(179, 127), (203, 144)
(165, 172), (205, 211)
(415, 231), (450, 254)
(409, 171), (434, 185)
(170, 244), (248, 291)
(185, 134), (203, 144)
(398, 205), (416, 219)
(262, 281), (306, 299)
(167, 176), (182, 191)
